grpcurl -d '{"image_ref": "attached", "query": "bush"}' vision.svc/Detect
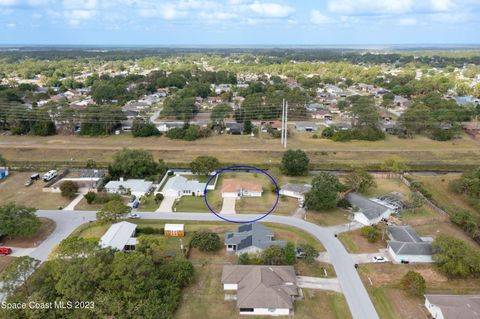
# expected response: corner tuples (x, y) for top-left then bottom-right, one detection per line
(137, 227), (164, 235)
(84, 191), (96, 204)
(60, 181), (79, 198)
(190, 231), (221, 252)
(400, 271), (426, 297)
(155, 193), (164, 203)
(360, 226), (379, 243)
(433, 235), (480, 278)
(281, 149), (310, 176)
(337, 198), (351, 209)
(299, 244), (319, 264)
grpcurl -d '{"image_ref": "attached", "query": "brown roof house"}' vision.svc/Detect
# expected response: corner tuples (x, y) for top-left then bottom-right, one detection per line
(221, 179), (263, 198)
(425, 294), (480, 319)
(222, 265), (299, 316)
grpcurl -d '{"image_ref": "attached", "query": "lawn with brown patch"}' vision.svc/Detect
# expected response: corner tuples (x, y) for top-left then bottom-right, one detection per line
(1, 218), (55, 248)
(0, 256), (15, 274)
(0, 172), (72, 210)
(414, 222), (478, 248)
(306, 208), (350, 226)
(338, 228), (387, 254)
(1, 133), (479, 168)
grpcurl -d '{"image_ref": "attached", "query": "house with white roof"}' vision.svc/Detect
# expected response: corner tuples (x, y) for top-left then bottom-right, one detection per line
(279, 183), (311, 200)
(161, 175), (206, 197)
(100, 221), (137, 251)
(104, 178), (153, 198)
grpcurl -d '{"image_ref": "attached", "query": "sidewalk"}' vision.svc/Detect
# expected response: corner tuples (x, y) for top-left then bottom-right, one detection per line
(63, 193), (84, 210)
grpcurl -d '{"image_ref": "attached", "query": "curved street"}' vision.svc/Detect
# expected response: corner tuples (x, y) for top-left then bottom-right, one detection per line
(27, 210), (379, 319)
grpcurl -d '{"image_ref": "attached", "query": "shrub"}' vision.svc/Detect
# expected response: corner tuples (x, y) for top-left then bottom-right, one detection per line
(337, 198), (351, 209)
(60, 181), (79, 198)
(360, 226), (379, 243)
(155, 193), (164, 203)
(190, 231), (221, 252)
(84, 191), (96, 204)
(299, 244), (319, 264)
(137, 227), (164, 235)
(400, 271), (426, 297)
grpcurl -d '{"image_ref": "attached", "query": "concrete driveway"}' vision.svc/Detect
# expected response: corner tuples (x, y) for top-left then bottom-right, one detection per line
(157, 196), (176, 212)
(220, 197), (236, 214)
(63, 193), (84, 210)
(292, 207), (306, 219)
(9, 247), (36, 257)
(350, 251), (390, 264)
(297, 276), (342, 293)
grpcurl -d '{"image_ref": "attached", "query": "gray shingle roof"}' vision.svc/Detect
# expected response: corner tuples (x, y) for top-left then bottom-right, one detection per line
(425, 294), (480, 319)
(347, 192), (392, 220)
(222, 265), (298, 309)
(388, 225), (422, 243)
(388, 241), (432, 255)
(225, 223), (285, 251)
(280, 183), (312, 194)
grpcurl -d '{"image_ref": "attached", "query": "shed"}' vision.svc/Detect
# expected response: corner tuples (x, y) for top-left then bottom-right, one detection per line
(165, 224), (185, 237)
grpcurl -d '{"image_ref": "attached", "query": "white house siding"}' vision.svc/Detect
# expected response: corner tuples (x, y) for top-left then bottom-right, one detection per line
(279, 190), (303, 200)
(236, 246), (263, 256)
(240, 308), (290, 316)
(388, 246), (433, 263)
(354, 213), (371, 226)
(424, 298), (444, 319)
(223, 284), (238, 290)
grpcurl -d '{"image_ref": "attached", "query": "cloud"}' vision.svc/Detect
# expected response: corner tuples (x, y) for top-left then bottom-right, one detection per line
(399, 18), (417, 25)
(327, 0), (414, 15)
(249, 1), (294, 18)
(310, 10), (334, 25)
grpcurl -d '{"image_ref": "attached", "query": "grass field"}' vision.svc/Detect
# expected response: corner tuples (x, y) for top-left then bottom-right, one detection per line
(359, 263), (480, 319)
(0, 172), (72, 209)
(73, 219), (325, 252)
(409, 174), (479, 217)
(338, 228), (387, 254)
(1, 133), (479, 169)
(0, 256), (15, 275)
(306, 208), (351, 226)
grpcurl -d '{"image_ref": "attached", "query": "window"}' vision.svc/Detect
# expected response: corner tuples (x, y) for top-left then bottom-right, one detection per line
(239, 308), (254, 312)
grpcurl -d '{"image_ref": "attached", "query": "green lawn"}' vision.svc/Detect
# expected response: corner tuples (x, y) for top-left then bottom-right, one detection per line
(137, 194), (160, 212)
(367, 287), (397, 319)
(174, 196), (208, 212)
(306, 208), (351, 226)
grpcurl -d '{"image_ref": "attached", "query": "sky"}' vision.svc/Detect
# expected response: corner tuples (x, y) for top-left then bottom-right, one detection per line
(0, 0), (479, 45)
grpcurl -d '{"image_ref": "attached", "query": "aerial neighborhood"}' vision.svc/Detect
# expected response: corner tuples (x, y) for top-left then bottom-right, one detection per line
(0, 46), (480, 319)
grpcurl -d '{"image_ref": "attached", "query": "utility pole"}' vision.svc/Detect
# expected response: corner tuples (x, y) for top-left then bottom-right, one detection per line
(284, 101), (288, 149)
(281, 99), (285, 145)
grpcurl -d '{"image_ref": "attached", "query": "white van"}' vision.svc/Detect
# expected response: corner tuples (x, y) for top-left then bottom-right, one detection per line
(43, 170), (58, 182)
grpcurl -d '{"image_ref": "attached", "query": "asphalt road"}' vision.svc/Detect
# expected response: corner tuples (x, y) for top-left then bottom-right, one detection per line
(12, 210), (378, 319)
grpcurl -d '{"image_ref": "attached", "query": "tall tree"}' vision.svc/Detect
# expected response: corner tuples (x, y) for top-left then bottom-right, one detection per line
(190, 156), (220, 176)
(281, 149), (309, 176)
(0, 203), (41, 237)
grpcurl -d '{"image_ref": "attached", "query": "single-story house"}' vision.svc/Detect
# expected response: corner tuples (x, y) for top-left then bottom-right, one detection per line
(221, 179), (263, 198)
(0, 168), (8, 180)
(346, 192), (395, 225)
(165, 224), (185, 237)
(156, 122), (185, 133)
(100, 221), (137, 251)
(424, 294), (480, 319)
(222, 265), (299, 316)
(224, 223), (285, 255)
(162, 175), (206, 197)
(48, 177), (102, 193)
(312, 110), (333, 121)
(463, 121), (480, 137)
(105, 178), (153, 198)
(387, 225), (433, 263)
(260, 120), (282, 132)
(295, 122), (319, 132)
(225, 122), (244, 135)
(279, 183), (312, 200)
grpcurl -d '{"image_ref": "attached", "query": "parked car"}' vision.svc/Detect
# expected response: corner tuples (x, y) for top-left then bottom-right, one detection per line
(132, 200), (140, 209)
(372, 256), (389, 263)
(295, 247), (306, 258)
(128, 213), (140, 219)
(25, 179), (34, 187)
(30, 173), (40, 180)
(0, 247), (12, 255)
(43, 170), (58, 182)
(401, 260), (410, 264)
(298, 200), (305, 208)
(129, 195), (137, 203)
